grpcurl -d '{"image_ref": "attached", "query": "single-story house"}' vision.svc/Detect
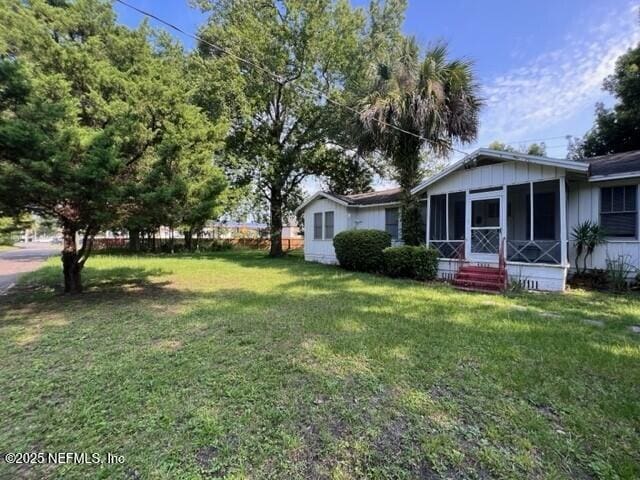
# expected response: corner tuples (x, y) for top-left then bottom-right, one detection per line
(296, 148), (640, 291)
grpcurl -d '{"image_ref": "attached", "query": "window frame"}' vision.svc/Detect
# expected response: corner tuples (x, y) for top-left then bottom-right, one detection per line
(385, 207), (400, 241)
(324, 211), (334, 240)
(599, 185), (638, 239)
(313, 212), (323, 240)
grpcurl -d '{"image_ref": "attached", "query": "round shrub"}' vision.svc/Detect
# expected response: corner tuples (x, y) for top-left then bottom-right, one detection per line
(333, 229), (391, 272)
(383, 246), (416, 278)
(413, 246), (439, 281)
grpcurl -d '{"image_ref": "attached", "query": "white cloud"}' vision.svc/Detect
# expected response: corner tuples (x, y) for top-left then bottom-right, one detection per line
(480, 1), (640, 145)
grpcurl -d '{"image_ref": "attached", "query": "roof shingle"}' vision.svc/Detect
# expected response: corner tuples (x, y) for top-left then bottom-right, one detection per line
(581, 150), (640, 177)
(329, 187), (402, 206)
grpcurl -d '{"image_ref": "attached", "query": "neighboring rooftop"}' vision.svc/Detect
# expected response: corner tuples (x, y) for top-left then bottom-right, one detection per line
(581, 149), (640, 177)
(330, 187), (402, 206)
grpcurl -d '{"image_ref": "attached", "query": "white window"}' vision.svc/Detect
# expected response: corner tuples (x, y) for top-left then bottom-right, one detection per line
(324, 211), (334, 239)
(385, 208), (399, 240)
(313, 212), (323, 240)
(600, 186), (637, 238)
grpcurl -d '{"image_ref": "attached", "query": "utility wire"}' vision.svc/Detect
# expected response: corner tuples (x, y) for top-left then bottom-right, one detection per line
(501, 135), (572, 144)
(114, 0), (471, 157)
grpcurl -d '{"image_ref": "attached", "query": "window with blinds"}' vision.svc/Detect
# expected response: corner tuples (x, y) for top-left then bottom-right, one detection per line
(313, 212), (323, 240)
(385, 208), (399, 240)
(600, 186), (637, 238)
(324, 211), (334, 239)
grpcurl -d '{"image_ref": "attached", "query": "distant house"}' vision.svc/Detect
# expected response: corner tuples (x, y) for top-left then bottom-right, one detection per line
(296, 148), (640, 291)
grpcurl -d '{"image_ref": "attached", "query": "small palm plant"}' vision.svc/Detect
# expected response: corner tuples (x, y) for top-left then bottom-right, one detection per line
(571, 220), (606, 275)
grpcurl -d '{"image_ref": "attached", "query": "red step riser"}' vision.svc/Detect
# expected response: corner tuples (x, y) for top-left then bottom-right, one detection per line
(457, 273), (504, 281)
(453, 263), (507, 292)
(453, 280), (503, 291)
(458, 267), (502, 274)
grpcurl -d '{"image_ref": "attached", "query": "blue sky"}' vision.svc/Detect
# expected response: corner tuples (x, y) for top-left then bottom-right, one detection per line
(115, 0), (640, 161)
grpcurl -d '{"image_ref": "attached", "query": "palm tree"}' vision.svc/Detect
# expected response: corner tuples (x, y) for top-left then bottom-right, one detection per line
(354, 39), (482, 245)
(571, 220), (606, 275)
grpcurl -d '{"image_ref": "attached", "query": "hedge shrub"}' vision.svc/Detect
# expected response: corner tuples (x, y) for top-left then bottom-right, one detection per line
(383, 245), (439, 280)
(333, 229), (391, 272)
(413, 246), (439, 280)
(382, 245), (415, 278)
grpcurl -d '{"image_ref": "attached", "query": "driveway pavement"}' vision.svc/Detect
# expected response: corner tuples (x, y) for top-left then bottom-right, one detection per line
(0, 243), (60, 294)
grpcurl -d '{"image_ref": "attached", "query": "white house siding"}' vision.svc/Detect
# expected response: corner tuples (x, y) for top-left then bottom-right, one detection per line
(303, 199), (398, 264)
(303, 198), (348, 264)
(427, 161), (562, 196)
(567, 179), (640, 277)
(351, 206), (402, 245)
(435, 260), (567, 291)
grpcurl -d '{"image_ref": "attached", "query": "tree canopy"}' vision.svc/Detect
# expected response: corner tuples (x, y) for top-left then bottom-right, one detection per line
(579, 42), (640, 156)
(488, 141), (547, 157)
(354, 37), (482, 245)
(0, 0), (229, 292)
(195, 0), (382, 256)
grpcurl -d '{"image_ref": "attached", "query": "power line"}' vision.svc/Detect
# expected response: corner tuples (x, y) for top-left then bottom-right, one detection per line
(501, 135), (572, 145)
(114, 0), (471, 157)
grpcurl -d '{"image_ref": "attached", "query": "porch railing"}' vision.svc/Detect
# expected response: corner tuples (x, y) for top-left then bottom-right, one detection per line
(506, 240), (561, 264)
(430, 240), (464, 259)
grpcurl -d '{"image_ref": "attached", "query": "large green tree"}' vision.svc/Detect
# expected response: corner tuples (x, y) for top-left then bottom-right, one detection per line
(195, 0), (376, 256)
(354, 37), (482, 245)
(580, 43), (640, 156)
(0, 0), (228, 292)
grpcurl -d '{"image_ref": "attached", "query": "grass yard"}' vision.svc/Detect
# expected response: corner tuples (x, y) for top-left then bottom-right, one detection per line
(1, 250), (639, 479)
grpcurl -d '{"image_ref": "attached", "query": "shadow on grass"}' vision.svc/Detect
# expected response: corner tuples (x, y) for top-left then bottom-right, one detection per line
(0, 251), (639, 478)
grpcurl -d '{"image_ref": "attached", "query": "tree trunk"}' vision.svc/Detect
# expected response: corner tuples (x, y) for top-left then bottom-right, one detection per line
(62, 226), (83, 294)
(129, 228), (140, 251)
(583, 250), (590, 274)
(396, 148), (423, 246)
(400, 188), (422, 246)
(269, 187), (284, 257)
(184, 229), (193, 251)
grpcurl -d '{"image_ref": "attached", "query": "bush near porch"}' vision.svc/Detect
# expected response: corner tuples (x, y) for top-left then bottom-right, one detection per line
(1, 251), (639, 479)
(333, 229), (391, 273)
(383, 245), (439, 280)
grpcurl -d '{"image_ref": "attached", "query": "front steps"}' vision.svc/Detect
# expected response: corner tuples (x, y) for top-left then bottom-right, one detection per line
(452, 264), (506, 293)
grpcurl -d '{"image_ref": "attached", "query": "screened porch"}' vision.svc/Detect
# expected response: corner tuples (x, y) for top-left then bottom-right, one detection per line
(426, 179), (566, 265)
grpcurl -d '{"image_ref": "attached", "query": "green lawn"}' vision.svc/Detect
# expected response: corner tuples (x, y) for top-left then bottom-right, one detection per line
(1, 251), (639, 479)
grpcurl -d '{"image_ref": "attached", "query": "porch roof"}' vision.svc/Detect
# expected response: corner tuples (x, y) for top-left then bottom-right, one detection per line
(411, 148), (589, 195)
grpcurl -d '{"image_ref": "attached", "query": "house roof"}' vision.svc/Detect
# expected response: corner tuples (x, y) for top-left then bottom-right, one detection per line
(295, 188), (401, 213)
(581, 150), (640, 181)
(332, 187), (402, 206)
(411, 148), (589, 195)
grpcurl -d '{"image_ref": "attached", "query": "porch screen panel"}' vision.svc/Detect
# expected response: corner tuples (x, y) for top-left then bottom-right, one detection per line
(447, 192), (466, 240)
(507, 181), (560, 264)
(507, 184), (530, 241)
(429, 194), (446, 240)
(533, 181), (559, 241)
